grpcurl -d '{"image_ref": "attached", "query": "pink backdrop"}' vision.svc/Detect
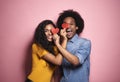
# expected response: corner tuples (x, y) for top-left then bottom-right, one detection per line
(0, 0), (120, 82)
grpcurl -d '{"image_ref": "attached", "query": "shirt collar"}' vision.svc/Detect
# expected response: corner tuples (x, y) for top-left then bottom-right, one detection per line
(68, 34), (79, 43)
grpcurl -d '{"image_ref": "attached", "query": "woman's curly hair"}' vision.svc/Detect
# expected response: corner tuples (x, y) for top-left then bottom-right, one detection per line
(34, 20), (56, 54)
(56, 9), (84, 34)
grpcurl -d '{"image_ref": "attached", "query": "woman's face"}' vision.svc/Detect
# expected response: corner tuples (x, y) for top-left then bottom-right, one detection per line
(63, 17), (78, 39)
(44, 24), (54, 42)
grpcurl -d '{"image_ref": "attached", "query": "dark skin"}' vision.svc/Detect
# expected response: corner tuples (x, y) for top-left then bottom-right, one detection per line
(56, 17), (80, 66)
(41, 24), (67, 66)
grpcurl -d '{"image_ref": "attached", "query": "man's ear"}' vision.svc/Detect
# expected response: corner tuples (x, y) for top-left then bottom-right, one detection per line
(76, 26), (78, 30)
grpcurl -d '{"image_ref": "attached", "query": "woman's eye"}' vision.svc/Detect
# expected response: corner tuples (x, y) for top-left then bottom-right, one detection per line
(44, 30), (48, 32)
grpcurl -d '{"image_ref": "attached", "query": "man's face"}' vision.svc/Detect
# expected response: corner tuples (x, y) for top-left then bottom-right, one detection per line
(63, 17), (78, 39)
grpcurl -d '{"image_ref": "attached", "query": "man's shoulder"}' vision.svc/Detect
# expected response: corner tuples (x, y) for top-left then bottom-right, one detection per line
(74, 37), (91, 48)
(78, 37), (91, 43)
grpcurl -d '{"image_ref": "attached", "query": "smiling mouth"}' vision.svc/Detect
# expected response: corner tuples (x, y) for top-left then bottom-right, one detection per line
(66, 28), (72, 32)
(48, 36), (52, 39)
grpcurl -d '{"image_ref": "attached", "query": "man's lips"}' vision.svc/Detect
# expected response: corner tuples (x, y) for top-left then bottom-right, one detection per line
(66, 28), (72, 32)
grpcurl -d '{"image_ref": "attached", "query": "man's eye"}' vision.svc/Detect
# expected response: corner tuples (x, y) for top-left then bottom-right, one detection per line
(70, 23), (76, 26)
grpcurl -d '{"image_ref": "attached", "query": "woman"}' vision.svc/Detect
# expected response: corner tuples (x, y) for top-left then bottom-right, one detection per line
(26, 20), (67, 82)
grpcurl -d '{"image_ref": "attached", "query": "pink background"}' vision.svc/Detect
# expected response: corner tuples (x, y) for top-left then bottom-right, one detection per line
(0, 0), (120, 82)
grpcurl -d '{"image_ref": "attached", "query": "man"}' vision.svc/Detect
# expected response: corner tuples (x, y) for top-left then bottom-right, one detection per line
(56, 9), (91, 82)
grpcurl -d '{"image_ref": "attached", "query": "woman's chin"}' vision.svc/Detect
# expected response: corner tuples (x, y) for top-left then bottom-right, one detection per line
(47, 39), (53, 42)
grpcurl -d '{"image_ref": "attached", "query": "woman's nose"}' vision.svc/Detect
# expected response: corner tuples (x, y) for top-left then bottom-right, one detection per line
(48, 30), (52, 35)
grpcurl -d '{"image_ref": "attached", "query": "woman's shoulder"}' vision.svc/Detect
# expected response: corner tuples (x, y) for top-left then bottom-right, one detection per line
(32, 43), (48, 56)
(32, 43), (38, 48)
(32, 43), (43, 50)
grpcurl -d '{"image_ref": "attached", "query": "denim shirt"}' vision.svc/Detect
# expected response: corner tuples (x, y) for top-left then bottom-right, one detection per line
(60, 34), (91, 82)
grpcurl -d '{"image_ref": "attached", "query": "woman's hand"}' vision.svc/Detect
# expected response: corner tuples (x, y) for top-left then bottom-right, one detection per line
(60, 28), (67, 40)
(53, 34), (60, 46)
(60, 28), (67, 48)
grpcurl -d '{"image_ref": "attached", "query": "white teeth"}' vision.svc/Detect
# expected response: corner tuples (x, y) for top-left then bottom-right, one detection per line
(66, 28), (72, 32)
(47, 36), (52, 39)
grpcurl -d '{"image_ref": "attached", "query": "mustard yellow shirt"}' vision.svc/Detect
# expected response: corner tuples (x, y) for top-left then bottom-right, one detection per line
(28, 43), (58, 82)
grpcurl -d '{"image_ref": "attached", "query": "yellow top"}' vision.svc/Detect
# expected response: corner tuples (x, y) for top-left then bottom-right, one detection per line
(28, 43), (58, 82)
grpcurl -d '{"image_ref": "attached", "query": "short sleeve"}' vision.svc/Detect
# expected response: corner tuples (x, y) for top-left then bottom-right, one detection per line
(32, 43), (48, 58)
(53, 46), (59, 56)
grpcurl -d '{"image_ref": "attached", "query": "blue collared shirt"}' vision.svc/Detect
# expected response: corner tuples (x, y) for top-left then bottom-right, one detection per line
(60, 34), (91, 82)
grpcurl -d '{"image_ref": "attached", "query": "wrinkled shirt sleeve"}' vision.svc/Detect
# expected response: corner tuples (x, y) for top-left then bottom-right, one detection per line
(75, 40), (91, 64)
